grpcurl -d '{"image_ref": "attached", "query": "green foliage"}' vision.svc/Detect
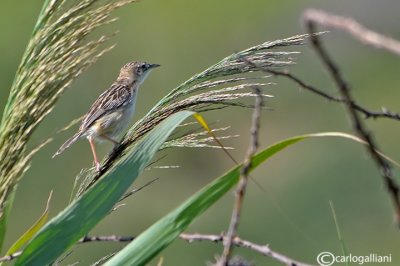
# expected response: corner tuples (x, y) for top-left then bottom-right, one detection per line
(15, 122), (369, 265)
(4, 191), (52, 257)
(78, 33), (316, 194)
(15, 111), (195, 266)
(104, 132), (367, 265)
(0, 0), (136, 249)
(0, 188), (15, 251)
(329, 201), (349, 266)
(0, 1), (329, 264)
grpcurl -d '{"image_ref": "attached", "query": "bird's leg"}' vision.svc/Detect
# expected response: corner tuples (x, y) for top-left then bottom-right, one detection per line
(88, 136), (100, 171)
(100, 134), (120, 147)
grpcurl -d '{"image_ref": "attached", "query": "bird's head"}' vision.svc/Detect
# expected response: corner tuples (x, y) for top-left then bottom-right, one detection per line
(118, 61), (160, 85)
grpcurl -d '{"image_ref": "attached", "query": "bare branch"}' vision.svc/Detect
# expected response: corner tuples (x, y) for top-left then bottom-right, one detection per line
(303, 10), (400, 225)
(181, 233), (314, 266)
(242, 58), (400, 121)
(303, 9), (400, 56)
(217, 88), (263, 265)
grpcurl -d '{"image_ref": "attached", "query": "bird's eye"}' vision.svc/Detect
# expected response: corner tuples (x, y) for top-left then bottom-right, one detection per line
(141, 64), (148, 70)
(136, 67), (143, 75)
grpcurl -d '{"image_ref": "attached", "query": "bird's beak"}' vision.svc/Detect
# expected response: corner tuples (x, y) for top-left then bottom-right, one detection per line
(149, 63), (161, 69)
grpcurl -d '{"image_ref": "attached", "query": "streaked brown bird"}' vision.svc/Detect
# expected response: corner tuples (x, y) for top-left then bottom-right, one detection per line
(53, 61), (160, 170)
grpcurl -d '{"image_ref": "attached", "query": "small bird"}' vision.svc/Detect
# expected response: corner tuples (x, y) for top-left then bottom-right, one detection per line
(53, 61), (160, 170)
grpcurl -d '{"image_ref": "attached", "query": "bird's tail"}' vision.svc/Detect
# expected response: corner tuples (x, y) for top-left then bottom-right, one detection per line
(52, 132), (83, 158)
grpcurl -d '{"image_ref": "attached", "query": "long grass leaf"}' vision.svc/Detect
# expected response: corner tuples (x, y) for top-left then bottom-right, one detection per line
(104, 132), (395, 265)
(0, 0), (136, 249)
(329, 201), (349, 266)
(4, 191), (53, 257)
(15, 111), (195, 266)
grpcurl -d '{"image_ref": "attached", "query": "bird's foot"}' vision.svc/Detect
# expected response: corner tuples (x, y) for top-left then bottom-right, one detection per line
(93, 160), (101, 172)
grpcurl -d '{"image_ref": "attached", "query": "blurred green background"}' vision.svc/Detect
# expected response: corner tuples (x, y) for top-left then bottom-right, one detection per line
(1, 0), (400, 265)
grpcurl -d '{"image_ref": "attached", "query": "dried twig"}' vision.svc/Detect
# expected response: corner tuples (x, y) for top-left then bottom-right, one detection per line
(242, 58), (400, 121)
(181, 233), (314, 266)
(303, 9), (400, 56)
(217, 88), (263, 265)
(1, 232), (310, 265)
(303, 10), (400, 225)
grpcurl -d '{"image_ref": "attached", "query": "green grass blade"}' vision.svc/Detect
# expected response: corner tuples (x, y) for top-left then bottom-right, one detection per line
(329, 201), (349, 266)
(15, 111), (195, 266)
(5, 191), (52, 256)
(104, 132), (382, 265)
(0, 187), (16, 252)
(0, 0), (135, 253)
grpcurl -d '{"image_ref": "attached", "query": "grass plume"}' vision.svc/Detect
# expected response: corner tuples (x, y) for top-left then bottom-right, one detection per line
(77, 33), (320, 194)
(0, 0), (137, 248)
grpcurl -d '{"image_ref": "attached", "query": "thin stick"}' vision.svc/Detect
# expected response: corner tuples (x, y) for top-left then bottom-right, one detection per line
(303, 12), (400, 225)
(1, 232), (312, 265)
(242, 58), (400, 121)
(217, 88), (263, 265)
(181, 233), (314, 266)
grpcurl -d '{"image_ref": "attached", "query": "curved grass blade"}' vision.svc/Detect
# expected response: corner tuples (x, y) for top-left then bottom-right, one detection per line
(15, 111), (195, 266)
(104, 132), (397, 265)
(0, 0), (136, 252)
(4, 191), (53, 257)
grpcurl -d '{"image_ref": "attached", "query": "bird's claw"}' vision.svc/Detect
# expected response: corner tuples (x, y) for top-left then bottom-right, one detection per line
(93, 161), (101, 172)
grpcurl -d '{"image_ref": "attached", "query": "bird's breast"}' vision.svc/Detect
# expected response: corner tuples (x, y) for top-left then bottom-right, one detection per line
(112, 97), (136, 134)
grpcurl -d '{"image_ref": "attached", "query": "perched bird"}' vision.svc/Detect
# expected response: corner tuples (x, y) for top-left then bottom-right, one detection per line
(53, 61), (160, 170)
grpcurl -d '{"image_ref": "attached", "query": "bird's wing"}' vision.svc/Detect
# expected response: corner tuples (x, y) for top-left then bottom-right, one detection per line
(80, 83), (133, 131)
